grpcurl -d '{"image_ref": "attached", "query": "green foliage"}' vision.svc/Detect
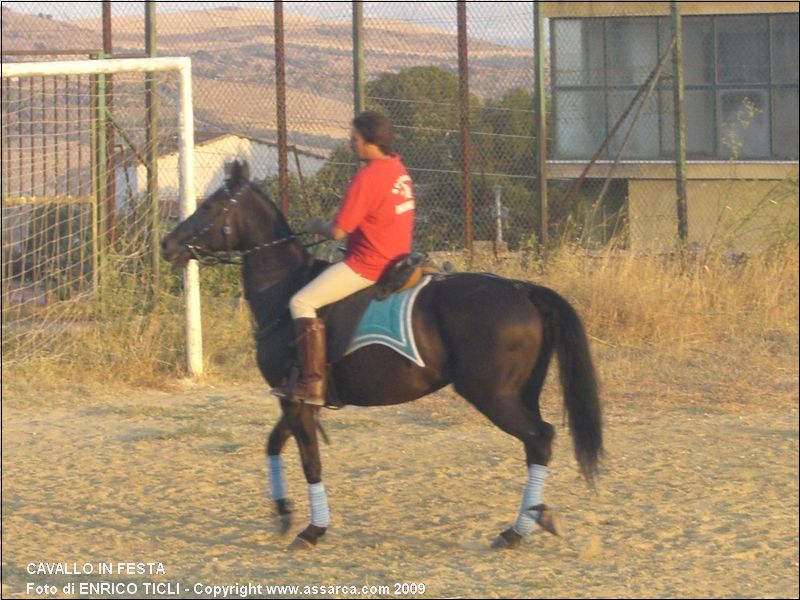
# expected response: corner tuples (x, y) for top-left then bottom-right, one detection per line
(478, 87), (535, 178)
(303, 144), (356, 220)
(296, 66), (575, 252)
(366, 66), (474, 179)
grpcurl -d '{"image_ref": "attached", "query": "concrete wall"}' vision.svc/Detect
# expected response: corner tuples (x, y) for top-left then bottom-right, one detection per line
(629, 178), (799, 252)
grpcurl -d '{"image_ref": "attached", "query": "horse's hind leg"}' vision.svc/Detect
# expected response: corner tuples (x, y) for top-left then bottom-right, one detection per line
(266, 414), (293, 534)
(464, 394), (562, 549)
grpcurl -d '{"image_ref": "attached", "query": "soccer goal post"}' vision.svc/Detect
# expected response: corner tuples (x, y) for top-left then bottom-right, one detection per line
(2, 57), (202, 377)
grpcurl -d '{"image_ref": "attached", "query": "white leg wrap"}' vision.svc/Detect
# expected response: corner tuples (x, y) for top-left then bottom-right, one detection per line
(512, 464), (549, 536)
(268, 455), (286, 501)
(308, 482), (331, 527)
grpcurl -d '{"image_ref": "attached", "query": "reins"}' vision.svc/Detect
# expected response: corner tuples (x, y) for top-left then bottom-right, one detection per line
(181, 182), (324, 266)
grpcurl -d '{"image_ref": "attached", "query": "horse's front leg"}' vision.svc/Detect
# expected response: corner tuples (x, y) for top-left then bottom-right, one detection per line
(266, 414), (293, 534)
(282, 401), (329, 550)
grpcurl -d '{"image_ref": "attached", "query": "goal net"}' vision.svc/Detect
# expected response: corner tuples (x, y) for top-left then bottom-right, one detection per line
(2, 57), (201, 373)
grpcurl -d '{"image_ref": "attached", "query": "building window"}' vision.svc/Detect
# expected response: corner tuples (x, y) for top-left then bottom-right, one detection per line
(772, 88), (800, 159)
(717, 16), (769, 85)
(718, 89), (770, 158)
(551, 12), (799, 161)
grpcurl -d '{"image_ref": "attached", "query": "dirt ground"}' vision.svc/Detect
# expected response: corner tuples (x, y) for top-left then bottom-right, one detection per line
(2, 345), (798, 599)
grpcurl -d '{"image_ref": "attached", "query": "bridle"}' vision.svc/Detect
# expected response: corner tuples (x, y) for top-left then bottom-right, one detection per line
(180, 181), (318, 266)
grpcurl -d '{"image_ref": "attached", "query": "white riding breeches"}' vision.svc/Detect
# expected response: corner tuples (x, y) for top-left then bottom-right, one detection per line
(289, 261), (374, 320)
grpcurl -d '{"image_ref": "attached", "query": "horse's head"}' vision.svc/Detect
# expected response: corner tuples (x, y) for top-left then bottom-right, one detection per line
(162, 160), (278, 267)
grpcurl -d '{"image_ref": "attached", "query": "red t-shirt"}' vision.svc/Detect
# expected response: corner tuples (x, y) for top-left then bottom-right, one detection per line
(334, 155), (415, 281)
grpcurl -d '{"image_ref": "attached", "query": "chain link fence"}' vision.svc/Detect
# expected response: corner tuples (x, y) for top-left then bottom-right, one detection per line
(5, 2), (796, 250)
(2, 1), (798, 366)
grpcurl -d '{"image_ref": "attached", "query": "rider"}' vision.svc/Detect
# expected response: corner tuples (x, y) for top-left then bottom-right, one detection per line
(281, 111), (415, 406)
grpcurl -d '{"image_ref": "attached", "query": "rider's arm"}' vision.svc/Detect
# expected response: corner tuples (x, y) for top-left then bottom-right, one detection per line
(305, 217), (347, 241)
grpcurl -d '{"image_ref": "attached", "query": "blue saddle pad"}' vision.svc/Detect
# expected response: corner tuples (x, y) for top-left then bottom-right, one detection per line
(344, 276), (431, 367)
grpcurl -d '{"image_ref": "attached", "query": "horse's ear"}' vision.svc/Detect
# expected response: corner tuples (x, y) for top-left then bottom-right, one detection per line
(226, 160), (250, 186)
(239, 160), (251, 182)
(224, 160), (236, 181)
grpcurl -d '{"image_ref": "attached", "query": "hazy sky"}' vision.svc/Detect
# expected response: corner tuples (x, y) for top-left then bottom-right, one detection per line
(2, 1), (536, 47)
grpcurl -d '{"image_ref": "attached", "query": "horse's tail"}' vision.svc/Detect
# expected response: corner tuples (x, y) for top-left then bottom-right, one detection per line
(525, 283), (603, 483)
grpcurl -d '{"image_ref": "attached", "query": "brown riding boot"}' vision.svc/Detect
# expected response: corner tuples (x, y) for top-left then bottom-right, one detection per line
(291, 317), (327, 406)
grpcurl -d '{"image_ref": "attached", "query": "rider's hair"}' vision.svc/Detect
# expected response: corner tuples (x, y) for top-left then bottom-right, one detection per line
(352, 111), (394, 155)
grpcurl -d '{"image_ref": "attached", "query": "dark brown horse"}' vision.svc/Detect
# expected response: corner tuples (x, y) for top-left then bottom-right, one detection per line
(162, 161), (602, 550)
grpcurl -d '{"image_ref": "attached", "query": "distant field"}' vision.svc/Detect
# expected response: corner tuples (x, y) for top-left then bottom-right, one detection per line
(2, 5), (535, 150)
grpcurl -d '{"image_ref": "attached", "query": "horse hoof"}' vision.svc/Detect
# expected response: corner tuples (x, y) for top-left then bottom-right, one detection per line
(287, 535), (315, 551)
(537, 505), (566, 537)
(286, 524), (326, 551)
(491, 528), (522, 550)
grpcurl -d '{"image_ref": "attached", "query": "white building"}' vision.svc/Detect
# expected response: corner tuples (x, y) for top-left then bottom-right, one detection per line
(116, 132), (327, 216)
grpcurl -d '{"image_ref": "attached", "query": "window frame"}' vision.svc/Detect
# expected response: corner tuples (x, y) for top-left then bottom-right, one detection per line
(549, 12), (799, 161)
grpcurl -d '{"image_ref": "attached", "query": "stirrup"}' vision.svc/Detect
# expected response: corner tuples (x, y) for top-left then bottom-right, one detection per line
(291, 387), (326, 407)
(270, 387), (326, 406)
(296, 396), (326, 407)
(270, 389), (325, 406)
(268, 368), (326, 406)
(269, 367), (298, 400)
(270, 387), (288, 399)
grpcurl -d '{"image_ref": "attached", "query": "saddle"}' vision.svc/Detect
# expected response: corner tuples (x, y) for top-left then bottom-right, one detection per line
(309, 253), (438, 408)
(320, 252), (436, 360)
(372, 253), (438, 300)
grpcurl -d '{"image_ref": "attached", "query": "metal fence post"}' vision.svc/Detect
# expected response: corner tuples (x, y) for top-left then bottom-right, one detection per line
(493, 184), (504, 245)
(353, 1), (365, 116)
(457, 1), (473, 255)
(534, 1), (548, 253)
(102, 0), (116, 247)
(145, 1), (159, 291)
(671, 1), (689, 244)
(274, 0), (289, 218)
(93, 54), (107, 294)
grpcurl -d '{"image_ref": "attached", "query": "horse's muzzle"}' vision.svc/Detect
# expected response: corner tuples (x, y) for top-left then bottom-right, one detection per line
(161, 237), (192, 267)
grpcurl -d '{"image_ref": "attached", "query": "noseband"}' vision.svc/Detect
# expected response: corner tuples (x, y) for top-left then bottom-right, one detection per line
(181, 182), (302, 266)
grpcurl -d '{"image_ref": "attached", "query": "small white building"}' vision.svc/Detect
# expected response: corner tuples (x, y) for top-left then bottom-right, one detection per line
(115, 132), (327, 217)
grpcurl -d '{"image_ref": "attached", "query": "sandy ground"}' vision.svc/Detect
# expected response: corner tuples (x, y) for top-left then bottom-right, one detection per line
(2, 350), (799, 599)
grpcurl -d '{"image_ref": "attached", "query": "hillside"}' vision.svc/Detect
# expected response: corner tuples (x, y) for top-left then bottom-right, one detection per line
(1, 6), (97, 51)
(2, 6), (534, 150)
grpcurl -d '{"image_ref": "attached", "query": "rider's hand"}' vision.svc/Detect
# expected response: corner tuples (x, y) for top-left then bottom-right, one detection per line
(304, 218), (346, 241)
(304, 217), (330, 237)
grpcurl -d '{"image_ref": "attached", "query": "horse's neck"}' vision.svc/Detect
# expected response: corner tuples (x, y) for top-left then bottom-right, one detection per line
(236, 193), (309, 327)
(242, 241), (309, 328)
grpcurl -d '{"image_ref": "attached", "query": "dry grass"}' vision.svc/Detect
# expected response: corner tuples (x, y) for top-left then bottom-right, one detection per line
(456, 245), (800, 353)
(548, 247), (798, 351)
(4, 263), (257, 391)
(433, 244), (799, 414)
(4, 245), (798, 400)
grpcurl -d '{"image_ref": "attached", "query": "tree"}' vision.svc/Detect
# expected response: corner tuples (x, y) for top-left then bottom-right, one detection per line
(364, 66), (486, 249)
(478, 87), (535, 178)
(365, 66), (483, 182)
(304, 68), (574, 251)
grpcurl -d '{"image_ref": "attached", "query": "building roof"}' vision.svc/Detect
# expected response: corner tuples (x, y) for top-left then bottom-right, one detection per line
(115, 131), (328, 166)
(541, 1), (798, 18)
